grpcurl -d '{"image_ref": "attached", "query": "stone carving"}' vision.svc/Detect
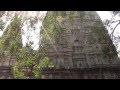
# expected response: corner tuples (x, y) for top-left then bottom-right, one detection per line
(41, 11), (120, 79)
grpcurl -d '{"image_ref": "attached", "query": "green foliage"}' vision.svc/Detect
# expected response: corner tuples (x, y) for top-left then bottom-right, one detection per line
(12, 45), (53, 79)
(0, 15), (22, 64)
(38, 45), (47, 57)
(56, 16), (64, 23)
(0, 15), (22, 49)
(0, 12), (54, 79)
(39, 57), (53, 69)
(41, 11), (65, 43)
(13, 46), (36, 79)
(33, 57), (53, 78)
(12, 66), (25, 79)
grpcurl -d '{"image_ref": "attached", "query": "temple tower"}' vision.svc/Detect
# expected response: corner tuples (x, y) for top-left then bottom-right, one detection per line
(41, 11), (120, 79)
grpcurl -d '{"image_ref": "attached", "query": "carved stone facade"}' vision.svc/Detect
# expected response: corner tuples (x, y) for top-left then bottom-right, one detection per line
(0, 11), (119, 79)
(41, 11), (120, 79)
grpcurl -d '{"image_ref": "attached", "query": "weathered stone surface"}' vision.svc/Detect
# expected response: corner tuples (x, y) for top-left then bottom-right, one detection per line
(0, 11), (5, 17)
(41, 11), (120, 79)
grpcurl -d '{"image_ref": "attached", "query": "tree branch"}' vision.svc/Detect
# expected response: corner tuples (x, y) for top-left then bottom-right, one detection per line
(110, 21), (120, 40)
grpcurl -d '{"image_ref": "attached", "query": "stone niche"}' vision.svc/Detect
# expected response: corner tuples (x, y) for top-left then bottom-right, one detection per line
(64, 58), (70, 69)
(87, 54), (97, 67)
(73, 58), (86, 68)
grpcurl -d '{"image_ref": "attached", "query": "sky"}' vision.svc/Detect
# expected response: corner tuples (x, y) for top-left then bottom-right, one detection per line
(97, 11), (112, 21)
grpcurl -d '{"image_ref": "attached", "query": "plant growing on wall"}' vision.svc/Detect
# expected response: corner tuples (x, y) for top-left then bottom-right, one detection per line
(0, 12), (53, 79)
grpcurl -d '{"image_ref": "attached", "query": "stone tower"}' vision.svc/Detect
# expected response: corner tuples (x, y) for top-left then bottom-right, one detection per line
(41, 11), (120, 79)
(0, 15), (22, 79)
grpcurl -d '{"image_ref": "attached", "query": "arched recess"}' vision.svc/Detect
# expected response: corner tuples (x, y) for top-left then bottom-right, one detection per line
(90, 56), (96, 66)
(74, 40), (79, 46)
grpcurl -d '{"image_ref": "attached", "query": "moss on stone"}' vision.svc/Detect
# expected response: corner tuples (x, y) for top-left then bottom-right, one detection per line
(69, 11), (74, 20)
(56, 16), (64, 23)
(41, 11), (65, 43)
(88, 36), (96, 44)
(91, 25), (118, 59)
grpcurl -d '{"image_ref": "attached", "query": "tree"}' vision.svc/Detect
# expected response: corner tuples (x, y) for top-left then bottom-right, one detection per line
(105, 11), (120, 39)
(0, 11), (53, 79)
(8, 12), (52, 79)
(13, 44), (53, 79)
(104, 11), (120, 56)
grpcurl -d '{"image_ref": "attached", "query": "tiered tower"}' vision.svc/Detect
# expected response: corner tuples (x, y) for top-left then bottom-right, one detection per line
(41, 11), (120, 79)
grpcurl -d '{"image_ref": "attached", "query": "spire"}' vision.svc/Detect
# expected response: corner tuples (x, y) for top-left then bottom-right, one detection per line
(41, 11), (119, 69)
